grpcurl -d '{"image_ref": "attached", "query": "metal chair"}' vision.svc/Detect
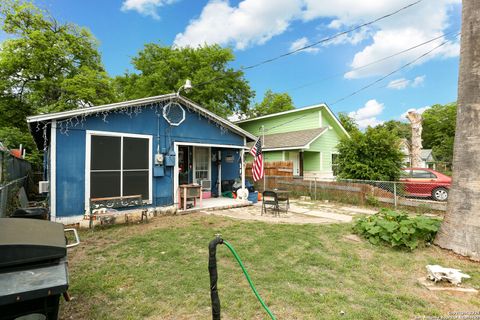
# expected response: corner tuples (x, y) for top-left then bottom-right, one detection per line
(262, 191), (288, 216)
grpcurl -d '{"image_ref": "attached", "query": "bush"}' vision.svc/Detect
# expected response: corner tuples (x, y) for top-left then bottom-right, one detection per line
(353, 209), (441, 250)
(336, 127), (404, 181)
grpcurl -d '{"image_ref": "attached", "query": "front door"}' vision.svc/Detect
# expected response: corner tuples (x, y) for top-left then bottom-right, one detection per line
(292, 152), (300, 176)
(193, 146), (211, 185)
(178, 145), (192, 185)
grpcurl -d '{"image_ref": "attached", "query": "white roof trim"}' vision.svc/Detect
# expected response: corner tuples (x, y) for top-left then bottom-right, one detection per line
(176, 96), (256, 141)
(26, 93), (257, 141)
(304, 128), (329, 149)
(27, 93), (177, 123)
(322, 103), (350, 138)
(264, 146), (308, 151)
(235, 103), (326, 124)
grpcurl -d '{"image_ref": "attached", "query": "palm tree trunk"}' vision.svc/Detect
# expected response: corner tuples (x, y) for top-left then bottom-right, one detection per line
(434, 0), (480, 261)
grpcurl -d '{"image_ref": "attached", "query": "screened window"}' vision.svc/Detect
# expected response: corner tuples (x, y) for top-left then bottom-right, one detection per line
(194, 147), (210, 182)
(90, 134), (150, 200)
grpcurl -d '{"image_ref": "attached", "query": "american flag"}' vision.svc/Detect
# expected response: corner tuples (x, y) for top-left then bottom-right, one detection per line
(249, 138), (264, 182)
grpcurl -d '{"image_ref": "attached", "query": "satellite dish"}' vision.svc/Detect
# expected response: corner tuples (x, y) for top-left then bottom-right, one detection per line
(163, 102), (185, 126)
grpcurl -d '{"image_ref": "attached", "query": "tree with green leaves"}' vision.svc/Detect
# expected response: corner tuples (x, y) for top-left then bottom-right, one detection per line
(0, 0), (115, 164)
(114, 44), (254, 118)
(422, 103), (456, 166)
(376, 120), (411, 141)
(338, 112), (360, 135)
(248, 90), (294, 117)
(336, 127), (404, 181)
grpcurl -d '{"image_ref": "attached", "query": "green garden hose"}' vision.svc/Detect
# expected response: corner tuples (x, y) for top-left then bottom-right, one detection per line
(222, 240), (276, 320)
(208, 236), (276, 320)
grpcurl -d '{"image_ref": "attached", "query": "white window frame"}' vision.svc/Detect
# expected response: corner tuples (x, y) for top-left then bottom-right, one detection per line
(85, 130), (152, 213)
(192, 146), (211, 184)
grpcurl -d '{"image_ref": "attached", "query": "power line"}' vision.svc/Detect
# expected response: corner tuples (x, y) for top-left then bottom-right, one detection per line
(242, 0), (424, 70)
(264, 113), (310, 133)
(328, 33), (460, 106)
(193, 0), (424, 89)
(253, 33), (459, 134)
(286, 30), (458, 92)
(263, 33), (459, 132)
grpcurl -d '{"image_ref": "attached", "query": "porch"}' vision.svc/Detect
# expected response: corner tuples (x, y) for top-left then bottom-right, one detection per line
(178, 197), (251, 213)
(173, 142), (248, 210)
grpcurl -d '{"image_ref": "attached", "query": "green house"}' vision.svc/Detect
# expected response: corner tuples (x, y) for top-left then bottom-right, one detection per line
(236, 104), (349, 179)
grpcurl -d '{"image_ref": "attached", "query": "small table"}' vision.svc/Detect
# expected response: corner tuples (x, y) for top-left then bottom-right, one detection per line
(179, 184), (202, 210)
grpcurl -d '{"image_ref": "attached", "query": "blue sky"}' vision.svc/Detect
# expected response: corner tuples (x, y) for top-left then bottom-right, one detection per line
(33, 0), (461, 127)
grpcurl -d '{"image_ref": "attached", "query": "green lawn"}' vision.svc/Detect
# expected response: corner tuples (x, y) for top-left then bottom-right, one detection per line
(61, 213), (480, 319)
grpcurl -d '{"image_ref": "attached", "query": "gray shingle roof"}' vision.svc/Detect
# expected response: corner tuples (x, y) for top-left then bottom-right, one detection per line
(247, 128), (327, 150)
(421, 149), (434, 161)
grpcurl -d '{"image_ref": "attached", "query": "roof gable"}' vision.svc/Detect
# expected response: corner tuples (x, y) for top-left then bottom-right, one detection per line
(247, 128), (327, 151)
(237, 103), (349, 138)
(26, 94), (256, 142)
(235, 104), (325, 124)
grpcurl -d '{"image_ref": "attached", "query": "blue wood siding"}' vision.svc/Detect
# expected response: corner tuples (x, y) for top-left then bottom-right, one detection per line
(54, 104), (244, 217)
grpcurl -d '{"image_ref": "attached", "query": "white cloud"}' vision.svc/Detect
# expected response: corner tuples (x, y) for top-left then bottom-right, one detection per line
(322, 28), (372, 47)
(387, 75), (426, 90)
(349, 99), (384, 129)
(412, 75), (425, 87)
(340, 0), (460, 79)
(387, 78), (409, 90)
(289, 37), (319, 53)
(174, 0), (303, 49)
(121, 0), (177, 19)
(173, 0), (460, 76)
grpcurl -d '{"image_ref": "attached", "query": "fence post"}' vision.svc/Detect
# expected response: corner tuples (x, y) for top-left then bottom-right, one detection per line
(314, 177), (317, 201)
(393, 182), (397, 209)
(0, 185), (8, 218)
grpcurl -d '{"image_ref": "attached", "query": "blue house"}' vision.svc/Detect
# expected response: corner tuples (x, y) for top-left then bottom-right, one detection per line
(27, 94), (256, 224)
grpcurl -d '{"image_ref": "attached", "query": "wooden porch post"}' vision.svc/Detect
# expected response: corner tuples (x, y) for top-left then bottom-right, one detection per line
(299, 151), (304, 177)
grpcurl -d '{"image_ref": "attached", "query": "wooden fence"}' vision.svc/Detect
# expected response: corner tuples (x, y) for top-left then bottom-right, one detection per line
(246, 160), (293, 177)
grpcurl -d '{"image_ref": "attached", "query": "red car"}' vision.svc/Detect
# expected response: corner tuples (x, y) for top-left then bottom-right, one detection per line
(400, 168), (452, 201)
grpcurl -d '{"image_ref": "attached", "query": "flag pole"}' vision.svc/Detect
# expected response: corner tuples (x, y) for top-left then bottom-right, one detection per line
(262, 125), (266, 192)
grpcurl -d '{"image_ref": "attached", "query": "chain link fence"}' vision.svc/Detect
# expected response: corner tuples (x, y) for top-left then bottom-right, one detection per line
(0, 176), (29, 217)
(248, 175), (448, 213)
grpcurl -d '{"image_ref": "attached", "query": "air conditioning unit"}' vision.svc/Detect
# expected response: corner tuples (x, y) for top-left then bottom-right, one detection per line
(39, 181), (49, 193)
(200, 180), (211, 190)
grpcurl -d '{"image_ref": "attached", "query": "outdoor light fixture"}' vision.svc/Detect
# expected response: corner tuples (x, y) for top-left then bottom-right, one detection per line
(177, 79), (193, 96)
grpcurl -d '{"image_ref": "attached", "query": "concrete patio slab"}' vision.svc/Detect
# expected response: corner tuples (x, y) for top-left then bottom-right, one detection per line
(302, 210), (353, 222)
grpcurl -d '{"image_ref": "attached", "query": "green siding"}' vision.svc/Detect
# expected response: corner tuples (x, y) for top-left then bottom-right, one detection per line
(264, 151), (284, 162)
(245, 151), (283, 162)
(308, 112), (342, 173)
(239, 108), (321, 135)
(239, 106), (348, 174)
(303, 151), (320, 171)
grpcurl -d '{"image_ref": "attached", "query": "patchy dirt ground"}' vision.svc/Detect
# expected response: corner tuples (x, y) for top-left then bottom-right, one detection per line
(203, 199), (377, 224)
(63, 211), (480, 320)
